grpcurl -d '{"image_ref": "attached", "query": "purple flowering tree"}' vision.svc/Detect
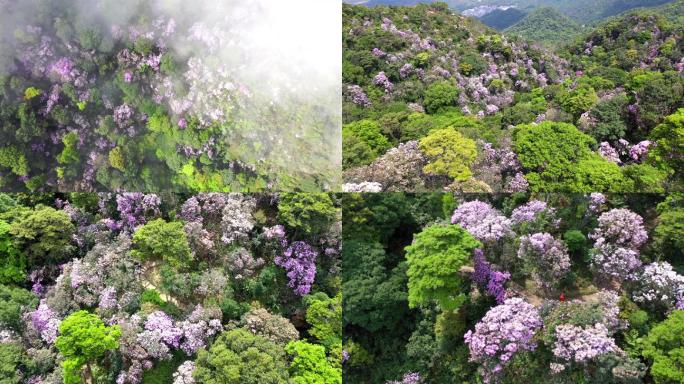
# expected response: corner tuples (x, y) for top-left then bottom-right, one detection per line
(464, 298), (543, 383)
(275, 241), (318, 296)
(517, 233), (571, 293)
(552, 323), (619, 365)
(632, 262), (684, 312)
(451, 201), (512, 244)
(589, 209), (647, 286)
(590, 209), (648, 249)
(472, 249), (510, 303)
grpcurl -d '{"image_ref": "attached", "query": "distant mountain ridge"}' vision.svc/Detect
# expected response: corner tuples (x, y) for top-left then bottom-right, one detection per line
(349, 0), (677, 23)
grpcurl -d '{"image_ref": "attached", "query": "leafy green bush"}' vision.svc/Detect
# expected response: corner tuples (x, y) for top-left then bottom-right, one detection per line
(423, 81), (459, 114)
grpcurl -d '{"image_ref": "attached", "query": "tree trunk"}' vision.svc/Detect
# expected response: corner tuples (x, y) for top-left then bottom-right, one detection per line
(82, 363), (94, 384)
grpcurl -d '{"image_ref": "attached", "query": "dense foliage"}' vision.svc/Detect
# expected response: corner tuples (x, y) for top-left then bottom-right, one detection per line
(342, 2), (684, 193)
(342, 192), (684, 384)
(0, 0), (340, 192)
(0, 192), (341, 383)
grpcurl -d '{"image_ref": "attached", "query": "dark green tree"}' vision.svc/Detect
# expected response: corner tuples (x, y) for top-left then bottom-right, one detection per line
(423, 81), (458, 114)
(0, 284), (37, 333)
(9, 206), (75, 268)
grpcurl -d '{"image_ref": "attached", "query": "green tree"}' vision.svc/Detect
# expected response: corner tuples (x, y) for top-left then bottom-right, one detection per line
(513, 122), (600, 191)
(342, 240), (409, 332)
(0, 220), (26, 284)
(0, 342), (29, 384)
(588, 94), (628, 142)
(342, 134), (377, 169)
(108, 147), (125, 171)
(55, 311), (121, 384)
(278, 193), (338, 239)
(194, 329), (290, 384)
(423, 81), (458, 114)
(642, 310), (684, 384)
(131, 219), (193, 269)
(571, 156), (634, 192)
(0, 284), (37, 332)
(405, 224), (480, 310)
(0, 147), (29, 176)
(419, 127), (477, 181)
(654, 207), (684, 266)
(285, 340), (341, 384)
(58, 132), (80, 165)
(559, 84), (599, 119)
(650, 108), (684, 180)
(9, 206), (75, 268)
(305, 293), (342, 351)
(342, 120), (390, 168)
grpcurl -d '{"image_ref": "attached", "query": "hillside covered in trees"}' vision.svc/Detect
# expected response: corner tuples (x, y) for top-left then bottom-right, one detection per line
(504, 7), (583, 46)
(342, 1), (684, 193)
(342, 192), (684, 383)
(0, 0), (340, 193)
(359, 0), (673, 23)
(0, 192), (341, 383)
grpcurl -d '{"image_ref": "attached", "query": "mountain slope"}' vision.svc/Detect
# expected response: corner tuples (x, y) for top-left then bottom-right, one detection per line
(505, 7), (583, 46)
(480, 8), (528, 29)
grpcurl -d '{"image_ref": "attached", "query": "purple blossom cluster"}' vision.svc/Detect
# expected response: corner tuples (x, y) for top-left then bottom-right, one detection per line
(173, 361), (196, 384)
(589, 209), (647, 285)
(632, 262), (684, 312)
(451, 201), (512, 243)
(510, 200), (554, 225)
(275, 241), (318, 296)
(219, 194), (256, 245)
(472, 249), (510, 303)
(347, 85), (371, 108)
(590, 209), (648, 249)
(386, 372), (422, 384)
(591, 240), (642, 284)
(464, 298), (543, 382)
(506, 172), (529, 193)
(177, 305), (223, 355)
(588, 193), (607, 213)
(263, 224), (286, 240)
(373, 71), (394, 93)
(599, 142), (622, 164)
(552, 323), (619, 364)
(399, 63), (414, 79)
(518, 233), (571, 291)
(102, 193), (161, 233)
(27, 301), (61, 344)
(629, 140), (652, 161)
(144, 311), (184, 348)
(49, 57), (76, 82)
